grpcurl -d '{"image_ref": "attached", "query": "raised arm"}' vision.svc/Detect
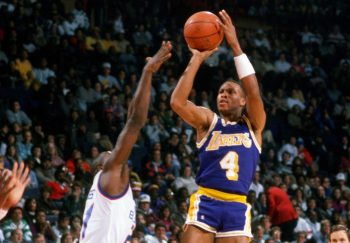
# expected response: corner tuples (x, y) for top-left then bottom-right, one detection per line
(100, 41), (172, 195)
(219, 10), (266, 144)
(170, 48), (216, 137)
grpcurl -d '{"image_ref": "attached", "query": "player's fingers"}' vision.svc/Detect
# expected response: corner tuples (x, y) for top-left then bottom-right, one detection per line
(24, 177), (31, 187)
(17, 162), (25, 178)
(21, 166), (30, 183)
(162, 53), (172, 62)
(165, 41), (172, 50)
(2, 169), (11, 181)
(12, 162), (18, 177)
(2, 170), (14, 191)
(219, 10), (232, 24)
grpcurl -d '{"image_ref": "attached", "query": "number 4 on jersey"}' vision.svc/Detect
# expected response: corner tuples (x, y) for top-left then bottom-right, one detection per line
(219, 151), (239, 181)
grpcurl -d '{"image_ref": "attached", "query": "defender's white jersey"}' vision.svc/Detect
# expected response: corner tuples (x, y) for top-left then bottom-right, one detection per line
(80, 171), (136, 243)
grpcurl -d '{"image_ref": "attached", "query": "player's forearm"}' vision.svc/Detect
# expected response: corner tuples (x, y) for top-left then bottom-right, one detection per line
(170, 56), (202, 108)
(241, 75), (261, 98)
(230, 43), (243, 57)
(127, 69), (153, 127)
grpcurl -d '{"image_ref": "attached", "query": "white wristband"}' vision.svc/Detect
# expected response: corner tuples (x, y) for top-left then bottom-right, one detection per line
(234, 54), (255, 80)
(0, 208), (8, 220)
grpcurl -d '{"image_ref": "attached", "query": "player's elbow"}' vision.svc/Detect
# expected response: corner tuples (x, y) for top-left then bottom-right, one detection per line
(170, 97), (183, 113)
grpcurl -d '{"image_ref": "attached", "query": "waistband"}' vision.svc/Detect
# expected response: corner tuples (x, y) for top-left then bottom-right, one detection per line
(197, 186), (247, 203)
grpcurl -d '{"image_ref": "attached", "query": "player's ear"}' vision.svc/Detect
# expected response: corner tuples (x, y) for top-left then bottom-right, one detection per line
(240, 97), (246, 106)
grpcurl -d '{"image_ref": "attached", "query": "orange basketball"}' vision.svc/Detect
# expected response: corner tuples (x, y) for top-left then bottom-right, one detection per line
(184, 11), (224, 51)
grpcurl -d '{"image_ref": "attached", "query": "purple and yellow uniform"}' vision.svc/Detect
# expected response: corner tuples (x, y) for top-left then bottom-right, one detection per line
(186, 113), (261, 238)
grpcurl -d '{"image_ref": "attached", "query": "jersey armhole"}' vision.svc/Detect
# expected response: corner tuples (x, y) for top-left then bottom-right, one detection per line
(196, 113), (218, 149)
(242, 115), (262, 153)
(97, 172), (130, 200)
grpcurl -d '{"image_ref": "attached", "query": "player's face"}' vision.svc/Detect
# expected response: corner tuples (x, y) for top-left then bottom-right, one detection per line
(329, 230), (350, 243)
(217, 81), (245, 113)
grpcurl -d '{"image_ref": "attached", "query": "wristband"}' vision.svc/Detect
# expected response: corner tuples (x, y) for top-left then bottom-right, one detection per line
(0, 208), (8, 220)
(234, 54), (255, 80)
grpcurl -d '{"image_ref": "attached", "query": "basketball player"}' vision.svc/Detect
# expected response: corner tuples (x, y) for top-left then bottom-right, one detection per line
(79, 41), (172, 243)
(170, 10), (265, 243)
(329, 225), (350, 243)
(0, 162), (30, 220)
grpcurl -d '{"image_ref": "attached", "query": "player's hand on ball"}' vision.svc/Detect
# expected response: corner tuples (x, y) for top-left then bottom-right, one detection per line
(218, 9), (239, 47)
(189, 45), (218, 62)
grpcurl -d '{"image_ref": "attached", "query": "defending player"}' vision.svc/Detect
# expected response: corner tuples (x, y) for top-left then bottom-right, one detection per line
(80, 41), (172, 243)
(170, 10), (266, 243)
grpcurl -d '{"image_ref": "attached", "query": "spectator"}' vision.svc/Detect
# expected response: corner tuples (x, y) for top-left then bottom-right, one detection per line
(46, 166), (70, 201)
(172, 165), (198, 195)
(63, 182), (85, 216)
(32, 209), (57, 242)
(35, 156), (55, 185)
(266, 179), (298, 242)
(305, 210), (321, 237)
(144, 114), (169, 146)
(2, 207), (32, 242)
(16, 130), (33, 161)
(52, 212), (71, 242)
(328, 224), (350, 242)
(158, 205), (173, 232)
(170, 200), (187, 227)
(76, 78), (96, 112)
(274, 53), (291, 73)
(97, 62), (122, 91)
(71, 2), (89, 30)
(115, 32), (130, 54)
(144, 223), (168, 243)
(250, 170), (265, 199)
(37, 186), (60, 216)
(33, 233), (46, 243)
(14, 49), (34, 88)
(23, 197), (38, 232)
(60, 13), (79, 37)
(294, 206), (313, 239)
(5, 100), (32, 130)
(132, 24), (153, 49)
(277, 135), (298, 166)
(60, 232), (74, 243)
(32, 57), (56, 85)
(69, 215), (82, 242)
(4, 144), (22, 169)
(335, 172), (350, 195)
(145, 149), (166, 179)
(313, 219), (331, 243)
(9, 228), (24, 243)
(137, 194), (158, 225)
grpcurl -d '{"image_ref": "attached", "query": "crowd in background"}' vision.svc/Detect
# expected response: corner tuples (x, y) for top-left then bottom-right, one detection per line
(0, 0), (350, 242)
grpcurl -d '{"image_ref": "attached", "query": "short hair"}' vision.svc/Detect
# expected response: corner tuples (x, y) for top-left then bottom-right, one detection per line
(329, 225), (350, 240)
(92, 151), (111, 172)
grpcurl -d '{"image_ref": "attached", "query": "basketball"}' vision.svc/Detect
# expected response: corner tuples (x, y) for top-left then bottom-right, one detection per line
(184, 11), (224, 51)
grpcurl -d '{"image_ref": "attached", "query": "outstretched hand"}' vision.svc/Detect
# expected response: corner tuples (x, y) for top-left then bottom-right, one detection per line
(0, 162), (30, 210)
(144, 41), (172, 73)
(0, 169), (15, 208)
